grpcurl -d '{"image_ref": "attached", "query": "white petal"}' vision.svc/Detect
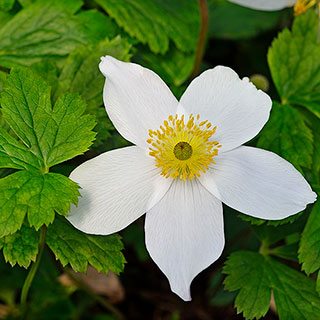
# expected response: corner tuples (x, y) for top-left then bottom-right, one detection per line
(178, 66), (272, 152)
(199, 146), (317, 220)
(67, 146), (171, 235)
(228, 0), (295, 11)
(145, 179), (224, 301)
(99, 56), (178, 149)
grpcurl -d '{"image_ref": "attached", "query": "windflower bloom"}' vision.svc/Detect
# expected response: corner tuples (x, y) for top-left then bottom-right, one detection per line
(67, 56), (316, 301)
(229, 0), (318, 15)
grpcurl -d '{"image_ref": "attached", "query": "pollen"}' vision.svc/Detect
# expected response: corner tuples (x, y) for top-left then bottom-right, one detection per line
(147, 114), (221, 182)
(294, 0), (317, 15)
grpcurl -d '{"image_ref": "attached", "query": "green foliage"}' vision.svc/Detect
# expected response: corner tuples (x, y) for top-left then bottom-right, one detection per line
(0, 67), (95, 237)
(224, 251), (320, 320)
(209, 0), (280, 40)
(268, 10), (320, 116)
(0, 0), (15, 11)
(135, 44), (194, 86)
(299, 200), (320, 274)
(94, 0), (200, 54)
(0, 0), (115, 68)
(0, 222), (39, 268)
(258, 102), (313, 170)
(46, 216), (125, 275)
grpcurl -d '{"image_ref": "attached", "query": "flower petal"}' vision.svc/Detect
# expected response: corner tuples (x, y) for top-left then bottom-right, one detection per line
(67, 146), (171, 235)
(145, 179), (224, 301)
(228, 0), (295, 11)
(199, 146), (317, 220)
(99, 56), (178, 149)
(178, 66), (272, 152)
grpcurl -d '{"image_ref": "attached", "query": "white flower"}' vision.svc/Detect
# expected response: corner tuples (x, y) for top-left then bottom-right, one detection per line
(228, 0), (296, 11)
(67, 56), (316, 301)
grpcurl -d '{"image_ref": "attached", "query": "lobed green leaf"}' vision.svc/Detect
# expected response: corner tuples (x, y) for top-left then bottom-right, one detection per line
(46, 216), (125, 275)
(224, 251), (320, 319)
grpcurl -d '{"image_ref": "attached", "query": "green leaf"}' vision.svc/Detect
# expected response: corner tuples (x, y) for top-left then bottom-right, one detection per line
(257, 102), (313, 170)
(224, 251), (320, 320)
(268, 10), (320, 113)
(46, 216), (125, 275)
(0, 67), (95, 235)
(55, 36), (131, 108)
(0, 70), (7, 93)
(1, 67), (96, 169)
(0, 171), (79, 236)
(0, 0), (15, 11)
(135, 44), (194, 86)
(299, 201), (320, 274)
(0, 222), (39, 268)
(0, 0), (116, 68)
(95, 0), (200, 54)
(209, 0), (280, 40)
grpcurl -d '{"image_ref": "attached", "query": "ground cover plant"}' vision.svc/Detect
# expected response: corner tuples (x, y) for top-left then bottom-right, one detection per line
(0, 0), (320, 319)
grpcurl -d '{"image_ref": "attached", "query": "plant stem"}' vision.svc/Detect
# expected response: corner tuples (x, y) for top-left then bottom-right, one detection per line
(20, 226), (47, 307)
(64, 268), (125, 320)
(190, 0), (209, 80)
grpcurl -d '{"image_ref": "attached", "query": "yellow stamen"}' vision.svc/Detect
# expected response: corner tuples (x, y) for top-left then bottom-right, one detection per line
(294, 0), (317, 15)
(147, 114), (221, 182)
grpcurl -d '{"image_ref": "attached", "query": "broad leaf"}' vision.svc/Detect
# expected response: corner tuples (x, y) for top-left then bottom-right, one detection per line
(0, 222), (39, 268)
(1, 67), (96, 169)
(0, 171), (79, 236)
(95, 0), (200, 54)
(224, 251), (320, 319)
(46, 216), (125, 275)
(0, 0), (116, 68)
(268, 10), (320, 118)
(209, 0), (280, 40)
(257, 102), (313, 170)
(299, 201), (320, 274)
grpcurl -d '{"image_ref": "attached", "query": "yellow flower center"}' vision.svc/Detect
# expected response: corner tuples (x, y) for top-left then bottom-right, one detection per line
(147, 114), (221, 181)
(294, 0), (317, 15)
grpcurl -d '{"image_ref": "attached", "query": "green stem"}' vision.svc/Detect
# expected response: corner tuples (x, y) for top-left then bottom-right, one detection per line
(64, 268), (125, 320)
(190, 0), (209, 80)
(20, 226), (47, 307)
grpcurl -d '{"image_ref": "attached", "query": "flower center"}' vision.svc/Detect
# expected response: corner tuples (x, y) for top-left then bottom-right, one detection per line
(173, 141), (193, 160)
(147, 114), (221, 181)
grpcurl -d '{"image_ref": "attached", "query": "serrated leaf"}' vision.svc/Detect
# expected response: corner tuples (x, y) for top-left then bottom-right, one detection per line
(0, 171), (79, 236)
(299, 201), (320, 274)
(1, 67), (96, 169)
(135, 44), (194, 86)
(224, 251), (320, 320)
(46, 216), (125, 275)
(209, 0), (280, 40)
(95, 0), (199, 54)
(0, 222), (39, 268)
(268, 10), (320, 115)
(0, 0), (116, 68)
(258, 102), (313, 170)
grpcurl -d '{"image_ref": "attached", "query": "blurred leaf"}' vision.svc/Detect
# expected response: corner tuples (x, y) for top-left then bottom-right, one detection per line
(224, 251), (320, 320)
(0, 222), (39, 268)
(268, 10), (320, 114)
(0, 0), (15, 11)
(0, 10), (12, 28)
(94, 0), (200, 54)
(258, 102), (313, 170)
(135, 44), (194, 86)
(209, 0), (280, 40)
(0, 0), (116, 68)
(299, 200), (320, 274)
(46, 216), (125, 275)
(0, 70), (7, 93)
(269, 243), (298, 262)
